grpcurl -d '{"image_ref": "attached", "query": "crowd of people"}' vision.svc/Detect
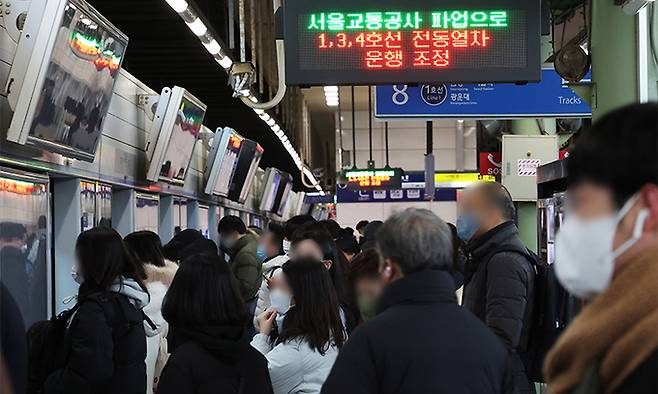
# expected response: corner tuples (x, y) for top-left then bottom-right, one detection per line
(1, 103), (657, 394)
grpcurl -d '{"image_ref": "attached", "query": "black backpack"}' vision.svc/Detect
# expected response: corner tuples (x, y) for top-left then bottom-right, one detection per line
(26, 293), (156, 394)
(488, 245), (577, 383)
(26, 300), (85, 394)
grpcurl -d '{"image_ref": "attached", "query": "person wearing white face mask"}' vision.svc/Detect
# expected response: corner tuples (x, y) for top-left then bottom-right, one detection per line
(254, 223), (289, 331)
(544, 103), (658, 394)
(251, 258), (345, 394)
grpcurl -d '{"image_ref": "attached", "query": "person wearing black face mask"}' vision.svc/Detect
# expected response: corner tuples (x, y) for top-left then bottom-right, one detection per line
(457, 183), (535, 394)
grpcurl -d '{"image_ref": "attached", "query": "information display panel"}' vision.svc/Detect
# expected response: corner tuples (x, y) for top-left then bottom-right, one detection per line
(214, 130), (244, 197)
(284, 0), (541, 85)
(146, 87), (207, 184)
(343, 168), (404, 190)
(7, 0), (128, 161)
(226, 140), (264, 204)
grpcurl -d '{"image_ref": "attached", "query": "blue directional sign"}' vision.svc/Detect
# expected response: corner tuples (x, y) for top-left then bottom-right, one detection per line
(375, 69), (591, 119)
(336, 187), (456, 203)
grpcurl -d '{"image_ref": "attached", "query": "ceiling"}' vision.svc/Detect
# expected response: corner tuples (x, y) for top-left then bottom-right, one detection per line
(88, 0), (308, 189)
(303, 86), (374, 114)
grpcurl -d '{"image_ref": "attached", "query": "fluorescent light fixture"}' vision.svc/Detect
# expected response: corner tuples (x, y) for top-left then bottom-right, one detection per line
(203, 39), (221, 55)
(325, 91), (339, 99)
(326, 101), (339, 107)
(165, 0), (189, 13)
(187, 18), (208, 36)
(217, 56), (233, 69)
(324, 86), (339, 93)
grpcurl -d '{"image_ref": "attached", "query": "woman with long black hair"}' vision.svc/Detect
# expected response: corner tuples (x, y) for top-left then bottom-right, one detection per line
(157, 253), (272, 394)
(289, 223), (357, 333)
(42, 227), (150, 394)
(252, 258), (345, 394)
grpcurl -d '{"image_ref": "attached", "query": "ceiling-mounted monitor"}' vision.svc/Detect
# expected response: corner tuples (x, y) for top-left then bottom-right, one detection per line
(283, 0), (541, 85)
(259, 168), (282, 213)
(145, 86), (207, 184)
(259, 168), (293, 215)
(271, 173), (293, 216)
(204, 128), (244, 197)
(293, 191), (307, 216)
(6, 0), (128, 161)
(227, 139), (264, 204)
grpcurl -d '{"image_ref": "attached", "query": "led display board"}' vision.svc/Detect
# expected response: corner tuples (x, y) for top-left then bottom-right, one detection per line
(343, 168), (403, 190)
(283, 0), (541, 85)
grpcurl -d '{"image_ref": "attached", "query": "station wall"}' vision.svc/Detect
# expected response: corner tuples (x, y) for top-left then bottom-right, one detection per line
(335, 110), (476, 228)
(336, 200), (458, 230)
(338, 111), (477, 171)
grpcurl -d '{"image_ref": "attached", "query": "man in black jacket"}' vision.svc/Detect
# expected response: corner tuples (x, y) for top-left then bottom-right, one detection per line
(322, 208), (511, 394)
(458, 183), (535, 393)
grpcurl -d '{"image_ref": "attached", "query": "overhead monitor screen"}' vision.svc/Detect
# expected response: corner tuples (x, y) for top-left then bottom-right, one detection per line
(22, 0), (127, 160)
(272, 178), (293, 216)
(158, 95), (206, 182)
(284, 0), (540, 85)
(214, 131), (243, 197)
(261, 170), (283, 213)
(227, 140), (264, 203)
(238, 143), (264, 203)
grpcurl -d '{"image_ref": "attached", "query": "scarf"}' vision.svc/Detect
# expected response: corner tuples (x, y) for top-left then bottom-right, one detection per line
(544, 242), (658, 393)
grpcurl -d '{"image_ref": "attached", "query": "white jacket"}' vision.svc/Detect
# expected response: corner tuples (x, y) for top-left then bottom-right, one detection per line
(143, 260), (178, 394)
(254, 254), (289, 328)
(251, 334), (338, 394)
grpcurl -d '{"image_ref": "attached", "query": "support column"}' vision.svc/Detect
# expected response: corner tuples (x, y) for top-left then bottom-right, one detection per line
(159, 195), (174, 244)
(112, 189), (135, 237)
(187, 200), (200, 231)
(590, 1), (638, 118)
(509, 120), (556, 254)
(53, 179), (82, 314)
(208, 205), (219, 243)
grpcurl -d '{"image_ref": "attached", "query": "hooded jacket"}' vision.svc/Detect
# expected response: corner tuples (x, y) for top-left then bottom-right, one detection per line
(254, 254), (289, 329)
(43, 277), (150, 394)
(143, 260), (178, 394)
(157, 325), (273, 394)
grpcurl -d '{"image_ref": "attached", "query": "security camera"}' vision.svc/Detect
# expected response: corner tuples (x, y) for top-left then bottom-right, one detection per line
(228, 62), (256, 98)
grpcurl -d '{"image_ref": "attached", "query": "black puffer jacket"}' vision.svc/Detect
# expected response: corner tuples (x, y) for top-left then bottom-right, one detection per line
(322, 270), (512, 394)
(157, 325), (273, 394)
(43, 281), (149, 394)
(463, 221), (535, 393)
